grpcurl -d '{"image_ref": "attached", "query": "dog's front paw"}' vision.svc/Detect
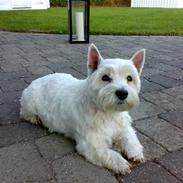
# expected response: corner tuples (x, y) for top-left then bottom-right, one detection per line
(113, 159), (131, 175)
(130, 153), (145, 163)
(106, 153), (131, 174)
(127, 150), (145, 163)
(125, 140), (145, 164)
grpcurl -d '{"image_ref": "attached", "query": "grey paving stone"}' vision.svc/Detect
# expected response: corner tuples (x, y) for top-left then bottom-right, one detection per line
(48, 64), (85, 79)
(3, 57), (28, 66)
(20, 52), (43, 59)
(72, 63), (88, 76)
(0, 90), (21, 104)
(146, 74), (183, 89)
(142, 91), (183, 112)
(0, 78), (27, 92)
(0, 102), (20, 125)
(0, 111), (20, 125)
(1, 45), (23, 54)
(141, 68), (164, 78)
(45, 56), (71, 64)
(158, 111), (183, 130)
(35, 134), (75, 160)
(134, 117), (183, 151)
(121, 162), (181, 183)
(148, 54), (175, 62)
(161, 69), (183, 81)
(21, 57), (49, 67)
(0, 90), (3, 105)
(0, 142), (52, 183)
(23, 74), (42, 84)
(41, 48), (61, 55)
(141, 79), (165, 93)
(0, 122), (48, 147)
(2, 53), (22, 61)
(1, 63), (26, 72)
(160, 59), (183, 69)
(27, 65), (53, 75)
(157, 149), (183, 181)
(162, 85), (183, 100)
(136, 132), (166, 160)
(0, 70), (32, 80)
(52, 153), (118, 183)
(46, 63), (71, 72)
(150, 62), (178, 72)
(19, 46), (40, 54)
(61, 50), (86, 62)
(130, 101), (165, 121)
(172, 60), (183, 69)
(39, 180), (57, 183)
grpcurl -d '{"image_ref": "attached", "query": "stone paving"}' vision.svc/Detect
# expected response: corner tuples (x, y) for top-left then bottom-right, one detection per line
(0, 31), (183, 183)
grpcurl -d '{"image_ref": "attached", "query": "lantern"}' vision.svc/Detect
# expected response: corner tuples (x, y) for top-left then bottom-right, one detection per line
(68, 0), (90, 43)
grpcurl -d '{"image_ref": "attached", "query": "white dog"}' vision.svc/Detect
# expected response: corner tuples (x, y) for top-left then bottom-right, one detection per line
(20, 44), (145, 174)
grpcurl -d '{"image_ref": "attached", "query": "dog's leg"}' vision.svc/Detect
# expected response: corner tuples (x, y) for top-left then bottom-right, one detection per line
(119, 126), (145, 163)
(20, 107), (39, 124)
(76, 141), (131, 174)
(20, 98), (38, 125)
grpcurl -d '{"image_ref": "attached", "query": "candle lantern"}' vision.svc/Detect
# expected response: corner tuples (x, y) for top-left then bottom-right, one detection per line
(68, 0), (90, 43)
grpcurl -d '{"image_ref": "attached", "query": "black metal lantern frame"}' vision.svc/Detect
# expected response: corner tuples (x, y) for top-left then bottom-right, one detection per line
(68, 0), (90, 43)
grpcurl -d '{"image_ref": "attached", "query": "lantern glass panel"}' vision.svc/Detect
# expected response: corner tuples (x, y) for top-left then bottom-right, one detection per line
(69, 0), (89, 43)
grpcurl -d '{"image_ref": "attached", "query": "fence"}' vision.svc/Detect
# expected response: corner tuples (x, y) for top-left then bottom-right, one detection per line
(131, 0), (183, 8)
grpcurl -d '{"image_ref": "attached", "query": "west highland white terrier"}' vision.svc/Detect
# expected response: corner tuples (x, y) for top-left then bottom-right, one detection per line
(20, 44), (145, 174)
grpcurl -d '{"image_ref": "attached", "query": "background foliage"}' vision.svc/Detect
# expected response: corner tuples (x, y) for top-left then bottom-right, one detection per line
(50, 0), (131, 7)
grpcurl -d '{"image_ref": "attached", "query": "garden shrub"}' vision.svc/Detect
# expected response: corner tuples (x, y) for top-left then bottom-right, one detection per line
(50, 0), (131, 7)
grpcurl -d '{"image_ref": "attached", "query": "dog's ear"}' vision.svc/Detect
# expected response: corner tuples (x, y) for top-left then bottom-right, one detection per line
(87, 43), (103, 74)
(131, 49), (145, 75)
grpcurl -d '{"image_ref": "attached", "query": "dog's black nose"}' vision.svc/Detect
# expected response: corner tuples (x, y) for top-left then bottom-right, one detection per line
(115, 89), (128, 100)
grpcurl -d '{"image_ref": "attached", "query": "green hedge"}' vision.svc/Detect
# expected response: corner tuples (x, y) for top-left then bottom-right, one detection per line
(90, 0), (130, 6)
(50, 0), (131, 7)
(50, 0), (67, 7)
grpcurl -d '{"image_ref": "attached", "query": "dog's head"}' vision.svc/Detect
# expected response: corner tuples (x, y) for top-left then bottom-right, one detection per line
(87, 44), (145, 112)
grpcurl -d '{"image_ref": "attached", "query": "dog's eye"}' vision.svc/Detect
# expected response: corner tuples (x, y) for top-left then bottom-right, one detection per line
(127, 75), (133, 82)
(102, 75), (112, 82)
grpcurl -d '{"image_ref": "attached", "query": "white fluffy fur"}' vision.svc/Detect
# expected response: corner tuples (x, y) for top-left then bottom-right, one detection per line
(20, 44), (145, 174)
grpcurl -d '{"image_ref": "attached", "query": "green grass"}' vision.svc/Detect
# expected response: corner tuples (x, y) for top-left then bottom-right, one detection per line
(0, 7), (183, 35)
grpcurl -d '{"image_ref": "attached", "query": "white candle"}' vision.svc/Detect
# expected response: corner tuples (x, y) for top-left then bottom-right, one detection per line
(75, 12), (84, 41)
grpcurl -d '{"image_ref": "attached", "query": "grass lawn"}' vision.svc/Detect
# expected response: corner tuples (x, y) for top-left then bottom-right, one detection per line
(0, 7), (183, 35)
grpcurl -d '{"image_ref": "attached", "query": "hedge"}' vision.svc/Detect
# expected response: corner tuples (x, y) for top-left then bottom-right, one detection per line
(50, 0), (131, 7)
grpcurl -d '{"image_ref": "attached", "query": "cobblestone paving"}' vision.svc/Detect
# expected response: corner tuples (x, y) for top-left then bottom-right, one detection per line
(0, 31), (183, 183)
